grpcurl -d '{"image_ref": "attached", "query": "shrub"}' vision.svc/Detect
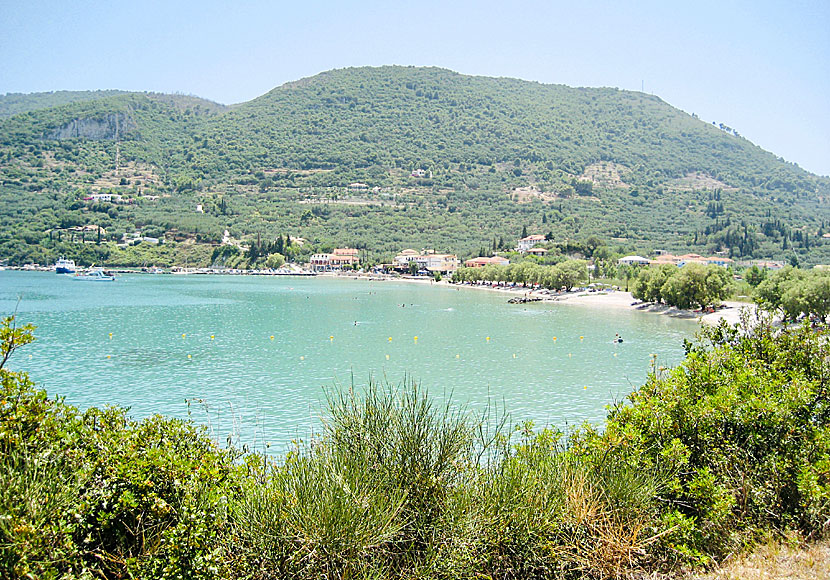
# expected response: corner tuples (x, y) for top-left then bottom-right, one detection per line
(592, 314), (830, 565)
(0, 317), (242, 580)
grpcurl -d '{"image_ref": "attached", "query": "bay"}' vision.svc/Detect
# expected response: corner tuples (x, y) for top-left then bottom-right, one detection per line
(1, 271), (697, 453)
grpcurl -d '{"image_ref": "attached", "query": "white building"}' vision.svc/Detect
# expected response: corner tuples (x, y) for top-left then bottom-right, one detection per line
(618, 255), (650, 266)
(517, 234), (547, 253)
(393, 249), (459, 274)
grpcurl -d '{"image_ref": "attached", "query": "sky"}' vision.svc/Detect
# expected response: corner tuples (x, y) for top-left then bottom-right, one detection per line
(1, 0), (828, 176)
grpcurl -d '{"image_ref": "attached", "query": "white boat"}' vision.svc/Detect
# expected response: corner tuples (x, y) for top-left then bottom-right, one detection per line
(55, 257), (76, 274)
(73, 268), (115, 281)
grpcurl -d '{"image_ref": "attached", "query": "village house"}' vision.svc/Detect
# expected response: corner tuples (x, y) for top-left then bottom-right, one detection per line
(618, 255), (650, 266)
(309, 248), (360, 272)
(516, 234), (547, 253)
(754, 260), (785, 270)
(648, 253), (734, 267)
(120, 232), (160, 246)
(464, 256), (510, 268)
(392, 249), (459, 275)
(422, 253), (460, 275)
(393, 249), (421, 267)
(84, 193), (122, 203)
(49, 224), (107, 243)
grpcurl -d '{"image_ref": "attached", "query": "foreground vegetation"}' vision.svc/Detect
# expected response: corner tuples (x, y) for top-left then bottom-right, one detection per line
(2, 312), (829, 579)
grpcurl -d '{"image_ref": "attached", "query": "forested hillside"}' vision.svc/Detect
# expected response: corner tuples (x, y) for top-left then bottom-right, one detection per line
(0, 90), (130, 119)
(1, 66), (829, 266)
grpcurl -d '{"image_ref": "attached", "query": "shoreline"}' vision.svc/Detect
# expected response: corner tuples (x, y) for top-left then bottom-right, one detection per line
(328, 272), (756, 327)
(7, 267), (756, 327)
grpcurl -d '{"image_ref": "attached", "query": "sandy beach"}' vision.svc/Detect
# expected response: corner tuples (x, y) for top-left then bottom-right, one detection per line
(545, 289), (756, 326)
(330, 273), (757, 327)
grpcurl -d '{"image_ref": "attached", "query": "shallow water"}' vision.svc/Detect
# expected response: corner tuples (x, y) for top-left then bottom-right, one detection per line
(2, 271), (697, 453)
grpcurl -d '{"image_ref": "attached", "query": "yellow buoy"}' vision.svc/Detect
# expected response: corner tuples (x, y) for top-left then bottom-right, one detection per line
(106, 355), (111, 359)
(388, 337), (392, 342)
(553, 336), (557, 341)
(613, 353), (618, 357)
(456, 354), (460, 359)
(568, 353), (572, 358)
(385, 354), (390, 360)
(270, 335), (274, 340)
(512, 353), (517, 358)
(579, 336), (584, 341)
(330, 336), (334, 341)
(300, 356), (305, 360)
(486, 336), (490, 342)
(584, 385), (587, 390)
(108, 333), (113, 339)
(182, 333), (186, 339)
(210, 335), (215, 340)
(414, 336), (418, 342)
(187, 354), (192, 359)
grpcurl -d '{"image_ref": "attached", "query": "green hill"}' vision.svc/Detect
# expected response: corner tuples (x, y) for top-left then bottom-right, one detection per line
(1, 66), (828, 266)
(0, 90), (132, 119)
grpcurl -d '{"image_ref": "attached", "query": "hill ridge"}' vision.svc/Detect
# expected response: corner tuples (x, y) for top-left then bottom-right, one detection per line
(0, 66), (828, 265)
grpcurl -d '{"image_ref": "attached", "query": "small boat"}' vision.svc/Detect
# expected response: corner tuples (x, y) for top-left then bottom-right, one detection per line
(73, 268), (115, 281)
(55, 257), (76, 274)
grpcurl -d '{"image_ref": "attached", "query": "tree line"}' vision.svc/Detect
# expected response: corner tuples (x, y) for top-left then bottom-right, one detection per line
(452, 259), (588, 291)
(632, 263), (733, 310)
(755, 266), (830, 322)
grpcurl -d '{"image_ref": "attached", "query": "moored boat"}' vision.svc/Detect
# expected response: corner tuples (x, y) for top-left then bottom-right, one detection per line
(73, 268), (115, 281)
(55, 257), (76, 274)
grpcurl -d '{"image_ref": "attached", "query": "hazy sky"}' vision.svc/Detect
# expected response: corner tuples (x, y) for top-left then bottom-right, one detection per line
(2, 0), (828, 176)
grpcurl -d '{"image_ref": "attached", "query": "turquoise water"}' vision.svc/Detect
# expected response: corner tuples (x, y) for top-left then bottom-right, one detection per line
(2, 271), (697, 452)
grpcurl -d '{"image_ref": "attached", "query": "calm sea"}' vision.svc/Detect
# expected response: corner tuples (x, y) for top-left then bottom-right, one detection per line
(1, 271), (697, 453)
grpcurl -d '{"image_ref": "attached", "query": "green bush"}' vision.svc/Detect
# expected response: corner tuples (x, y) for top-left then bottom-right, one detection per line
(589, 314), (830, 565)
(0, 317), (242, 579)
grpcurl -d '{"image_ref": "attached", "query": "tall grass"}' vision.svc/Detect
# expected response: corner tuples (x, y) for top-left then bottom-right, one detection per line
(231, 379), (665, 578)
